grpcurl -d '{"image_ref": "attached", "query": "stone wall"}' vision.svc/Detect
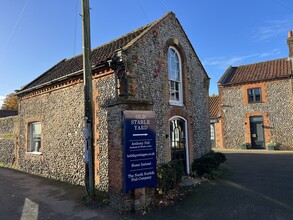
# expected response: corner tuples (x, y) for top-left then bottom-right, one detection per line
(266, 79), (293, 149)
(18, 83), (85, 185)
(220, 86), (245, 149)
(93, 74), (116, 191)
(220, 79), (293, 149)
(123, 13), (211, 168)
(0, 116), (18, 166)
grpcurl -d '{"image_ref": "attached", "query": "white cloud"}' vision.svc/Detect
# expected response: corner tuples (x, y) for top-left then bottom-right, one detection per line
(259, 49), (281, 58)
(0, 95), (5, 108)
(202, 54), (258, 69)
(203, 49), (282, 70)
(252, 19), (291, 42)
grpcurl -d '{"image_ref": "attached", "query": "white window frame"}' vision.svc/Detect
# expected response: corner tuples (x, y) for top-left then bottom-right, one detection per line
(169, 116), (189, 174)
(248, 87), (262, 103)
(210, 124), (215, 140)
(27, 121), (42, 154)
(168, 46), (183, 106)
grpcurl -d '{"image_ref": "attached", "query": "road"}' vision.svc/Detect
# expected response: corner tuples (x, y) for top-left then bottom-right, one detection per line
(1, 150), (293, 220)
(138, 150), (293, 220)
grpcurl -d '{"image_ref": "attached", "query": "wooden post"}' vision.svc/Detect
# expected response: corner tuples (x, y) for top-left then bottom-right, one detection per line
(81, 0), (94, 198)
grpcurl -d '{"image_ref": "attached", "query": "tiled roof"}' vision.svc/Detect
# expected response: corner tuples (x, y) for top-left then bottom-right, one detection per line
(0, 110), (18, 118)
(209, 95), (220, 118)
(219, 58), (293, 85)
(19, 12), (173, 93)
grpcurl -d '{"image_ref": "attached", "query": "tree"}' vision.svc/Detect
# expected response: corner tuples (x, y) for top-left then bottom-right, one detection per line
(1, 93), (18, 110)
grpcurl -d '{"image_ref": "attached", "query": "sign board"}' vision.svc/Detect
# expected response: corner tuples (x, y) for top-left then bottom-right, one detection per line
(123, 110), (157, 193)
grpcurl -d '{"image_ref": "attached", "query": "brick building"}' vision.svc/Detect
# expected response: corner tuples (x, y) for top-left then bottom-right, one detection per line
(218, 31), (293, 150)
(209, 95), (223, 149)
(14, 12), (210, 206)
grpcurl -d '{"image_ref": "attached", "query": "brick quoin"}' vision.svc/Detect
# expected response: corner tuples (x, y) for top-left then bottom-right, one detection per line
(242, 82), (268, 105)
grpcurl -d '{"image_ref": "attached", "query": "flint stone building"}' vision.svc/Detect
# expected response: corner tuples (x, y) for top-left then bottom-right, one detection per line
(14, 12), (210, 204)
(218, 31), (293, 150)
(0, 115), (18, 166)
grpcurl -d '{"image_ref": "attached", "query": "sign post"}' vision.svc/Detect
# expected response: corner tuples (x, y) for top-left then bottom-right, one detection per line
(123, 111), (157, 193)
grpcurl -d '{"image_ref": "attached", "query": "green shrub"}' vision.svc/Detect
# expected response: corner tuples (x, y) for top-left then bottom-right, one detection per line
(0, 163), (6, 167)
(156, 161), (184, 195)
(240, 142), (250, 150)
(212, 151), (226, 164)
(267, 140), (277, 151)
(191, 151), (226, 177)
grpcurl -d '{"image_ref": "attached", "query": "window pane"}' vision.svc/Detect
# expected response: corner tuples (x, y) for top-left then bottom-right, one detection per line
(169, 81), (180, 101)
(168, 47), (182, 104)
(210, 125), (215, 140)
(248, 88), (261, 103)
(168, 48), (180, 81)
(254, 88), (260, 95)
(254, 88), (261, 102)
(255, 94), (261, 102)
(29, 122), (41, 152)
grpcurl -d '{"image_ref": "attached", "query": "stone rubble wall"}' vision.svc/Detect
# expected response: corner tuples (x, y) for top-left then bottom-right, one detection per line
(220, 86), (245, 149)
(266, 80), (293, 149)
(94, 75), (116, 191)
(18, 84), (85, 185)
(0, 116), (18, 166)
(123, 13), (211, 165)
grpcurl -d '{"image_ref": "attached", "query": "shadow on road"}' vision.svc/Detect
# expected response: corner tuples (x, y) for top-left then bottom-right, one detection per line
(136, 150), (293, 220)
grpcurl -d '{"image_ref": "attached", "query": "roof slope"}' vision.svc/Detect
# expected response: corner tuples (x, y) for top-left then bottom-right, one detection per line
(219, 58), (293, 85)
(19, 12), (173, 93)
(209, 95), (220, 118)
(0, 110), (18, 118)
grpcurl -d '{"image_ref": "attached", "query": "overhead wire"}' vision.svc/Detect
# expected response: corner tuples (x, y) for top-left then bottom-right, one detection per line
(272, 0), (293, 13)
(73, 0), (79, 56)
(158, 0), (168, 12)
(4, 0), (31, 52)
(138, 0), (151, 22)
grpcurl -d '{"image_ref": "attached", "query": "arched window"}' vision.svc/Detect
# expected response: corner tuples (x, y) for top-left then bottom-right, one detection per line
(168, 46), (183, 105)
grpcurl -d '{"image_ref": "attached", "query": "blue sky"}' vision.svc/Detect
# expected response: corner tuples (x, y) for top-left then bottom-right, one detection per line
(0, 0), (293, 107)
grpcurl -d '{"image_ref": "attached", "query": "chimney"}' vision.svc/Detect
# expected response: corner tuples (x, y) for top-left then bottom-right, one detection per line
(287, 30), (293, 58)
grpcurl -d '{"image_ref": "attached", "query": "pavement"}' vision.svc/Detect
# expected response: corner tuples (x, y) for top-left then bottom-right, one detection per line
(1, 150), (293, 220)
(0, 167), (120, 220)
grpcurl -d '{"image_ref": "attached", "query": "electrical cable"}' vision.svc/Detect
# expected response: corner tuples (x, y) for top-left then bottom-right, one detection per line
(138, 0), (150, 22)
(4, 0), (31, 51)
(272, 0), (293, 13)
(73, 0), (79, 56)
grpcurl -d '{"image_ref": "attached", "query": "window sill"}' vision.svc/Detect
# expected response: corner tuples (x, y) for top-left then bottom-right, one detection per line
(26, 152), (42, 155)
(248, 102), (263, 104)
(169, 101), (184, 106)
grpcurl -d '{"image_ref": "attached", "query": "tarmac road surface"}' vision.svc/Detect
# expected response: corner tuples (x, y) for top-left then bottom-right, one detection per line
(1, 150), (293, 220)
(138, 150), (293, 220)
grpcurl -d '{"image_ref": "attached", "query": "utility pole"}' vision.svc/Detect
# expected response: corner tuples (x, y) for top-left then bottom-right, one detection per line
(81, 0), (95, 198)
